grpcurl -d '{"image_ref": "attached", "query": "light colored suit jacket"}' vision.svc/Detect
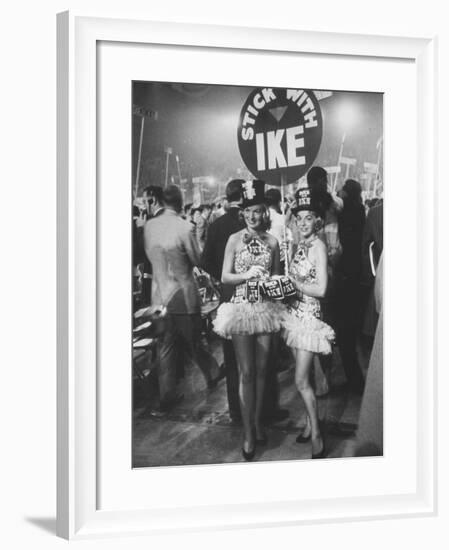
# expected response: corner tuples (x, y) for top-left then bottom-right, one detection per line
(144, 209), (201, 314)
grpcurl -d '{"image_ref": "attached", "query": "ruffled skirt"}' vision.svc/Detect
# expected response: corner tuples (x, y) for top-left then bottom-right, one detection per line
(213, 301), (285, 338)
(281, 302), (335, 355)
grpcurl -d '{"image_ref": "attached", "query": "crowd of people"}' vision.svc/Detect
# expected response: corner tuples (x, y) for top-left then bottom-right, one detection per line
(133, 167), (384, 461)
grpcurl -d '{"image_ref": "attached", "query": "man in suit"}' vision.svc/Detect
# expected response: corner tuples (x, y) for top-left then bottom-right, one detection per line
(144, 184), (221, 411)
(335, 179), (366, 396)
(201, 180), (245, 422)
(201, 180), (289, 424)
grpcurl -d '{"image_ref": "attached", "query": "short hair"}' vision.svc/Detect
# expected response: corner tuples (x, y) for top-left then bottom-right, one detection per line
(226, 179), (244, 202)
(307, 166), (328, 191)
(343, 179), (363, 202)
(200, 203), (212, 211)
(143, 185), (164, 205)
(307, 167), (332, 213)
(162, 184), (183, 212)
(265, 187), (281, 207)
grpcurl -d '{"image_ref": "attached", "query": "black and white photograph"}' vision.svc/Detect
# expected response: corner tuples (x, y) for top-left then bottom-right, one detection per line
(131, 81), (383, 468)
(1, 0), (445, 544)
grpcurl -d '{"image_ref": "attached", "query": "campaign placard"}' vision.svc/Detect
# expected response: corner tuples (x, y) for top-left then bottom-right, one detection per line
(237, 88), (323, 186)
(261, 275), (296, 300)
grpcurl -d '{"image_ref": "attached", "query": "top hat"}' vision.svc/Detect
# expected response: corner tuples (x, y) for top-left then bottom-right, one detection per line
(241, 180), (266, 208)
(291, 185), (321, 215)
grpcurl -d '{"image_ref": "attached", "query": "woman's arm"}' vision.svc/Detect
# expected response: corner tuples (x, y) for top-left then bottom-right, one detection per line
(295, 240), (328, 298)
(331, 193), (344, 212)
(221, 234), (265, 284)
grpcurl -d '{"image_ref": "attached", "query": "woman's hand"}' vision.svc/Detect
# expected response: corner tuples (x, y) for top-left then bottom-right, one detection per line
(245, 265), (266, 280)
(293, 278), (303, 292)
(280, 240), (290, 255)
(135, 211), (146, 228)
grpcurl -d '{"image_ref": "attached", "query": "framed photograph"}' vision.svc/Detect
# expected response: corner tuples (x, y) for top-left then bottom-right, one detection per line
(57, 13), (437, 539)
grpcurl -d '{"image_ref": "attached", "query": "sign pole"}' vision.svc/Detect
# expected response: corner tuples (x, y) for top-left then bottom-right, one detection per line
(164, 149), (171, 188)
(335, 132), (346, 192)
(176, 155), (182, 184)
(280, 173), (289, 275)
(133, 105), (158, 198)
(374, 139), (382, 197)
(134, 116), (145, 199)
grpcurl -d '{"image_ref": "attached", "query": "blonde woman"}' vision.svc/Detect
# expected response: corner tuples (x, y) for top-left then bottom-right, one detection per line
(214, 180), (284, 461)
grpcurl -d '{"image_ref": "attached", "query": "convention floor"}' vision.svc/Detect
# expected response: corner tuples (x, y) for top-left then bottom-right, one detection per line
(132, 339), (364, 468)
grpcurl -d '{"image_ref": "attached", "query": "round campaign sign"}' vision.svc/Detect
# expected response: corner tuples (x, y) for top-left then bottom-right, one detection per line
(237, 88), (323, 186)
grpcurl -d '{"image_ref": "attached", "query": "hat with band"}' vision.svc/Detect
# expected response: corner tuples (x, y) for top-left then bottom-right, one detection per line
(291, 185), (322, 216)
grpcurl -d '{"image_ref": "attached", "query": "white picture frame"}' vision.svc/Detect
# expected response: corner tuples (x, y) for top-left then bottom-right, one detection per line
(57, 13), (437, 540)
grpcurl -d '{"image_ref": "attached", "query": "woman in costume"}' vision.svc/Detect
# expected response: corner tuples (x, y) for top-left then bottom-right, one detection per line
(282, 186), (335, 459)
(213, 180), (283, 461)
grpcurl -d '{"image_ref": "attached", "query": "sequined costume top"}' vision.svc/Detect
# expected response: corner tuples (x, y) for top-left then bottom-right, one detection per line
(231, 234), (272, 304)
(213, 232), (284, 338)
(281, 237), (335, 354)
(287, 239), (322, 319)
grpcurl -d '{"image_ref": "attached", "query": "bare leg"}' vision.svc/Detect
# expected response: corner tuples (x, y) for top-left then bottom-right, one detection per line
(313, 355), (329, 397)
(254, 334), (272, 440)
(232, 334), (255, 452)
(295, 350), (323, 456)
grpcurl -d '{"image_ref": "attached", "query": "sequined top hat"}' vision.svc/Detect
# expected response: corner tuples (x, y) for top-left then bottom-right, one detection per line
(241, 179), (266, 208)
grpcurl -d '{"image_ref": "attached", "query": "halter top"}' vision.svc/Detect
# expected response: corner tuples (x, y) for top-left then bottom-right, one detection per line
(290, 240), (317, 284)
(234, 234), (271, 274)
(288, 238), (321, 317)
(232, 234), (272, 304)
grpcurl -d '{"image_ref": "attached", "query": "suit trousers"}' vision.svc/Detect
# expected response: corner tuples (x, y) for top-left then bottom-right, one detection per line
(334, 274), (365, 392)
(223, 339), (240, 420)
(158, 313), (218, 405)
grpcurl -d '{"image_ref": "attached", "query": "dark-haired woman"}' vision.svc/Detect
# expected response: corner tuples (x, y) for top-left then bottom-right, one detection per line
(281, 186), (335, 459)
(213, 180), (284, 461)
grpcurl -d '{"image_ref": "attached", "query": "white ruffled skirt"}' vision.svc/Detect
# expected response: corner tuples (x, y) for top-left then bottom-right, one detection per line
(213, 301), (285, 339)
(281, 300), (335, 355)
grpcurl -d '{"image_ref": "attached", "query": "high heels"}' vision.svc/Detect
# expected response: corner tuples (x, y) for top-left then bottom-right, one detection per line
(311, 435), (326, 459)
(242, 444), (256, 461)
(295, 428), (311, 444)
(296, 418), (312, 443)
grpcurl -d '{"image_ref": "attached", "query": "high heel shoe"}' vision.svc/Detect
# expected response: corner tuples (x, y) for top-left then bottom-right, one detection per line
(311, 435), (326, 459)
(296, 419), (312, 443)
(296, 432), (311, 443)
(242, 444), (256, 461)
